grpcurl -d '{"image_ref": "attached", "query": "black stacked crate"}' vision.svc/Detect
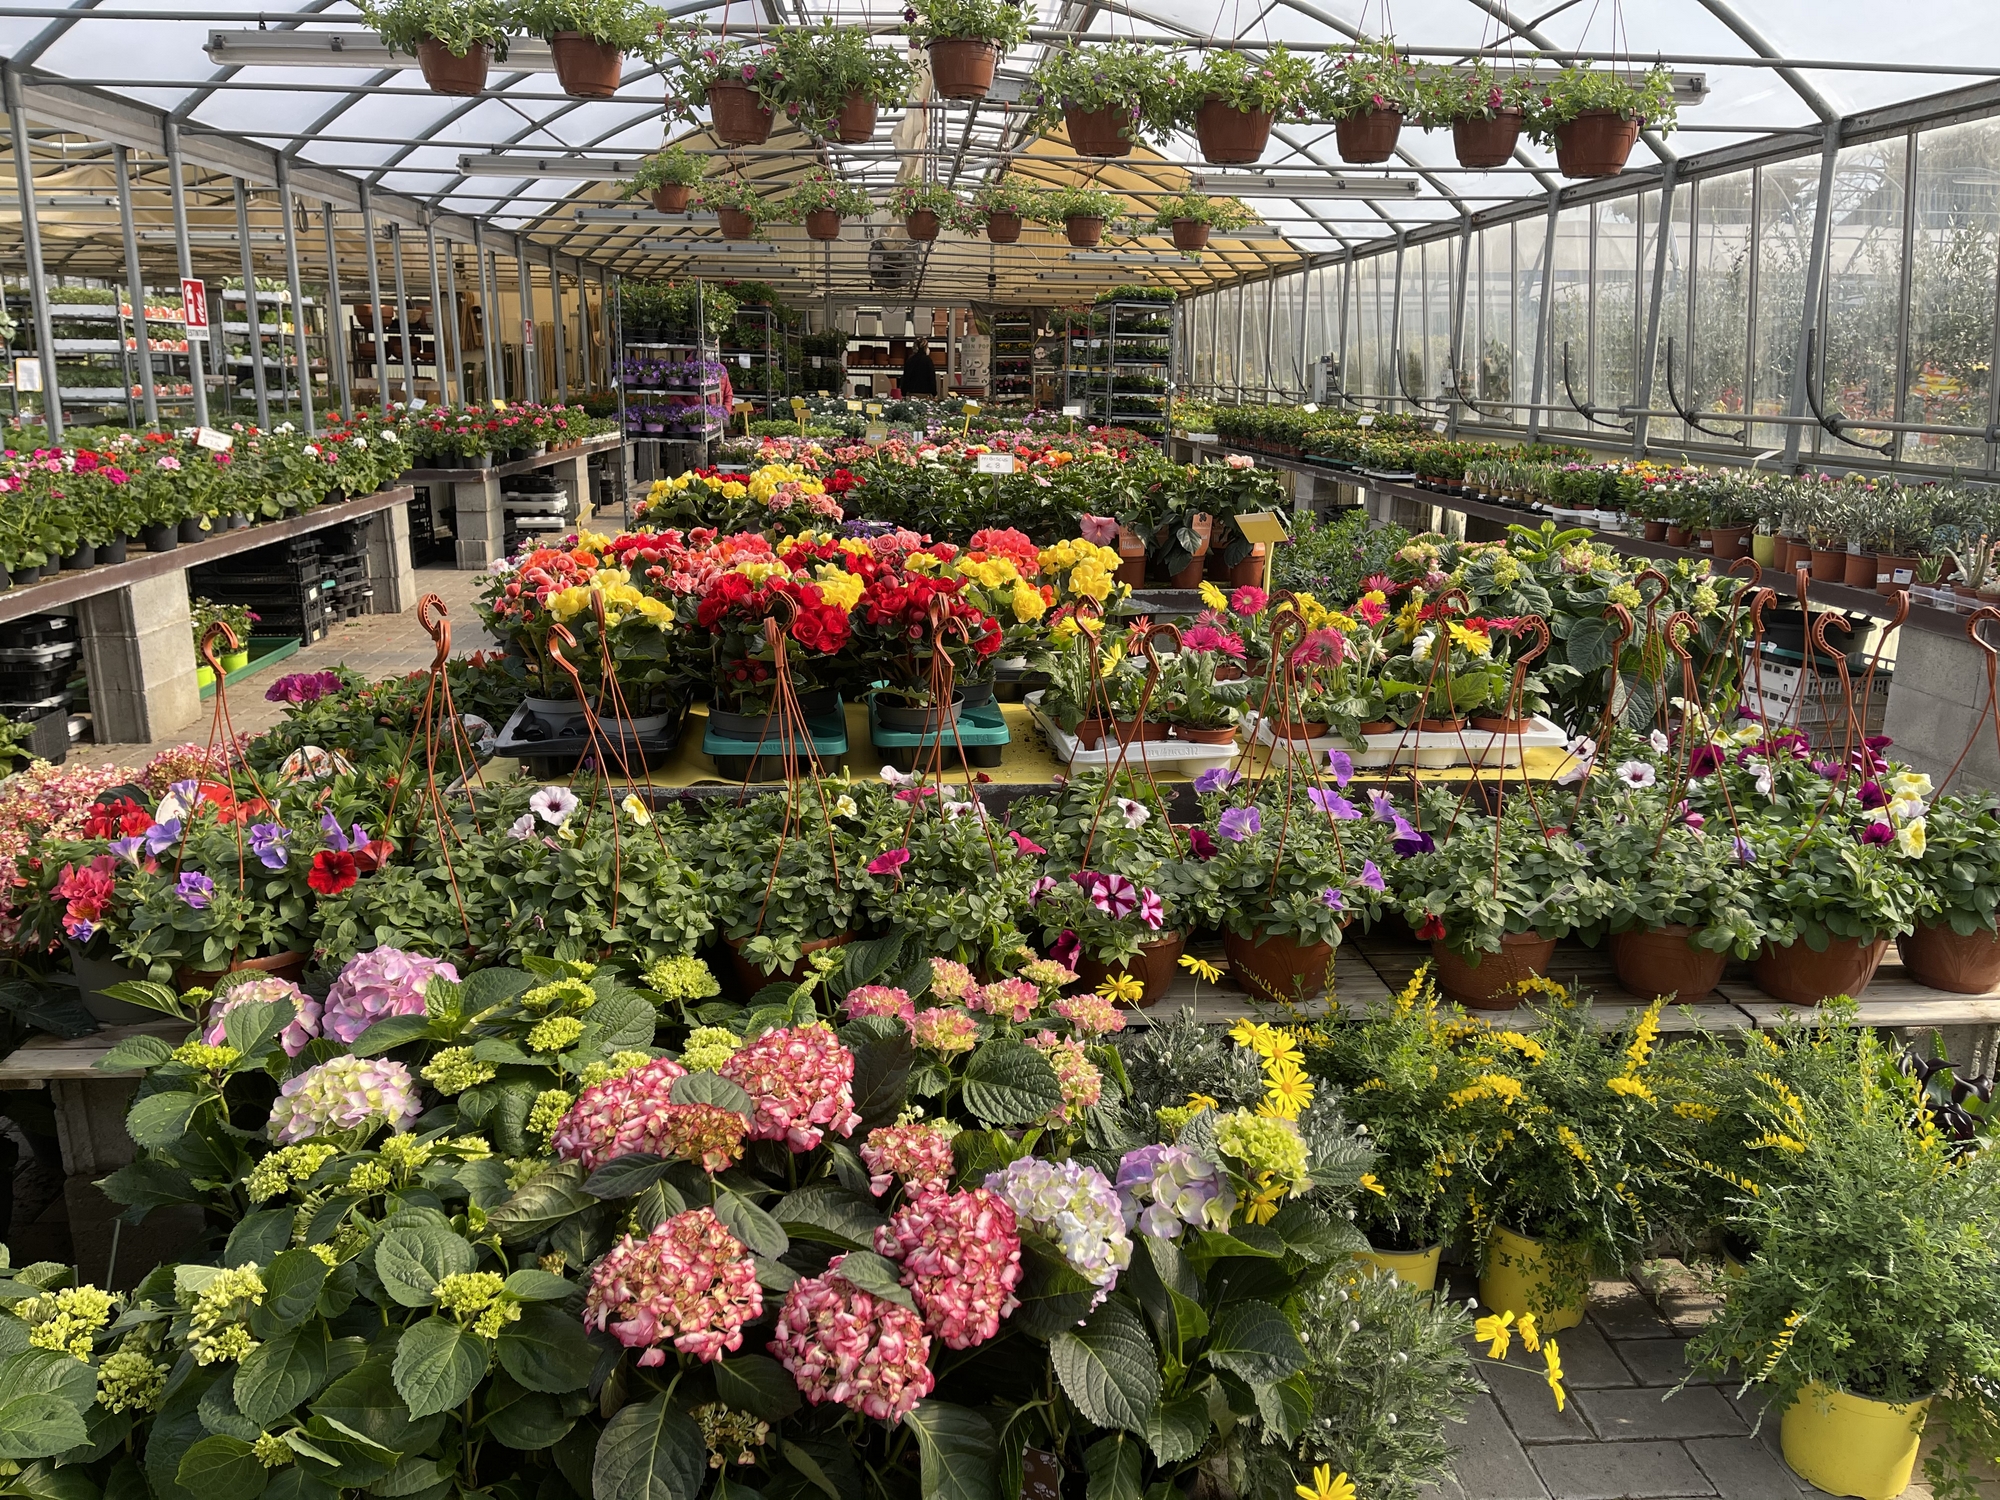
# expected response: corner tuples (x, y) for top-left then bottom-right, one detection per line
(0, 616), (82, 764)
(188, 524), (373, 645)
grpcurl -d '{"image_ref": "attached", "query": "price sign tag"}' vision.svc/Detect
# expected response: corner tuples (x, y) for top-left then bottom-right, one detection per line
(790, 396), (807, 412)
(818, 390), (830, 398)
(1185, 432), (1218, 443)
(1434, 419), (1449, 434)
(866, 402), (883, 415)
(522, 318), (534, 348)
(194, 426), (234, 453)
(1062, 403), (1084, 418)
(846, 400), (863, 412)
(737, 353), (751, 368)
(491, 398), (508, 411)
(976, 452), (1016, 475)
(11, 358), (41, 393)
(963, 401), (980, 414)
(1357, 413), (1376, 428)
(1301, 402), (1318, 414)
(865, 421), (889, 444)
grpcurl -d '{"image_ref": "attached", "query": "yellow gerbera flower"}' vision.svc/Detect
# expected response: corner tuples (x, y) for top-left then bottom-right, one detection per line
(1294, 1466), (1355, 1500)
(1096, 973), (1144, 1005)
(1544, 1341), (1567, 1411)
(1475, 1310), (1514, 1359)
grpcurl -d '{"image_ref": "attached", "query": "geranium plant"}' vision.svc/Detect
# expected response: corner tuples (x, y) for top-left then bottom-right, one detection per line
(1175, 45), (1317, 121)
(1306, 36), (1420, 119)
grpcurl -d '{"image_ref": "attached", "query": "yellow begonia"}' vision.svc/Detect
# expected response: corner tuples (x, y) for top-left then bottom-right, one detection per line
(721, 481), (748, 500)
(546, 586), (595, 622)
(1070, 562), (1114, 603)
(1010, 583), (1047, 624)
(814, 569), (865, 612)
(958, 556), (1020, 589)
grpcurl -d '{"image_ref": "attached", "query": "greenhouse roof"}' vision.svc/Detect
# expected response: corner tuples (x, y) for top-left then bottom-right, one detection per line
(3, 0), (1999, 302)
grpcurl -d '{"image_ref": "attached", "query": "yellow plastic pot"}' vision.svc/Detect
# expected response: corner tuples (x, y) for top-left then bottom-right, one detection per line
(1780, 1384), (1930, 1500)
(1751, 532), (1779, 566)
(1479, 1225), (1588, 1331)
(1352, 1243), (1442, 1291)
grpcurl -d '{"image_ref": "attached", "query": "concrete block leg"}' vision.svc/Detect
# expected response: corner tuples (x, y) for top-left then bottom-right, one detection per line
(366, 498), (420, 614)
(76, 571), (202, 745)
(1884, 628), (2000, 791)
(551, 452), (592, 527)
(452, 474), (505, 570)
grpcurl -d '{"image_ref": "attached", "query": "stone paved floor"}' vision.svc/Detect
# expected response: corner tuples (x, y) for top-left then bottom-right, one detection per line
(1424, 1260), (1944, 1500)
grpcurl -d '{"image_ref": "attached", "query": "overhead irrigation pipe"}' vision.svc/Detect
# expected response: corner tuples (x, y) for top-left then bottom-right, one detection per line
(1560, 341), (1632, 433)
(1804, 325), (1897, 455)
(1663, 335), (1747, 442)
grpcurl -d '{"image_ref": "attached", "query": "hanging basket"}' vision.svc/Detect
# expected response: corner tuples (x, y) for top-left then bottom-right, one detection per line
(716, 207), (758, 241)
(984, 211), (1023, 244)
(708, 79), (775, 145)
(1452, 109), (1523, 169)
(835, 92), (878, 143)
(415, 38), (490, 96)
(1192, 98), (1273, 164)
(805, 210), (843, 242)
(1553, 110), (1641, 178)
(927, 38), (999, 100)
(1170, 219), (1211, 252)
(549, 33), (622, 98)
(1063, 214), (1106, 248)
(649, 183), (691, 214)
(1064, 103), (1133, 157)
(905, 209), (941, 241)
(1333, 107), (1403, 164)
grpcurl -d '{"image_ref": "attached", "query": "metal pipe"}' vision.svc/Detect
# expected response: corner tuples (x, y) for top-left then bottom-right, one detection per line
(423, 218), (448, 407)
(1785, 126), (1843, 466)
(234, 177), (270, 428)
(515, 234), (536, 404)
(1890, 129), (1921, 464)
(112, 141), (157, 429)
(472, 220), (499, 400)
(1448, 215), (1472, 440)
(162, 116), (210, 428)
(440, 231), (466, 405)
(359, 183), (387, 414)
(1634, 163), (1677, 456)
(273, 155), (314, 434)
(1526, 195), (1560, 443)
(389, 220), (416, 405)
(547, 247), (567, 404)
(5, 66), (59, 440)
(321, 203), (352, 419)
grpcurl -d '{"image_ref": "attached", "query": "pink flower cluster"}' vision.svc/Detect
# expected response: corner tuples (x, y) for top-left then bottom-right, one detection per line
(843, 985), (915, 1025)
(320, 946), (460, 1045)
(874, 1188), (1022, 1349)
(1031, 1032), (1104, 1126)
(909, 1008), (979, 1056)
(1054, 992), (1126, 1038)
(927, 958), (978, 1001)
(584, 1208), (762, 1366)
(719, 1023), (861, 1152)
(768, 1262), (934, 1423)
(555, 1057), (753, 1172)
(859, 1121), (957, 1198)
(204, 976), (322, 1056)
(969, 977), (1041, 1024)
(138, 740), (244, 796)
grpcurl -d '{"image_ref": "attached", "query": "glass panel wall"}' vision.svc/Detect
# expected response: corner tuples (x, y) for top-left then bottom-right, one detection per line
(1816, 136), (1905, 452)
(1903, 117), (2000, 469)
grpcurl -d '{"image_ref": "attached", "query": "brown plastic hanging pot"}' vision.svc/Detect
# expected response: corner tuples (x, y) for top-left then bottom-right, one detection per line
(1193, 98), (1273, 164)
(1334, 107), (1403, 164)
(649, 183), (691, 214)
(805, 210), (844, 242)
(1224, 926), (1337, 1003)
(905, 210), (941, 241)
(1554, 110), (1641, 178)
(984, 211), (1023, 244)
(1897, 921), (2000, 994)
(415, 38), (490, 96)
(1074, 932), (1185, 1008)
(927, 38), (999, 100)
(1431, 932), (1558, 1010)
(1753, 935), (1889, 1006)
(716, 207), (757, 240)
(1064, 103), (1133, 157)
(708, 79), (775, 145)
(1452, 109), (1522, 169)
(1064, 214), (1106, 248)
(1171, 219), (1211, 251)
(549, 33), (622, 98)
(836, 92), (878, 143)
(1609, 924), (1727, 1002)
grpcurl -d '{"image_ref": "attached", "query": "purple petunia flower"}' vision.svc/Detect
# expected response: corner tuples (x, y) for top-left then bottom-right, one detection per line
(1308, 786), (1358, 820)
(1733, 836), (1756, 864)
(1326, 749), (1354, 787)
(1860, 821), (1894, 846)
(1218, 806), (1261, 843)
(1194, 766), (1242, 793)
(1360, 859), (1386, 892)
(177, 871), (214, 909)
(143, 819), (183, 856)
(1321, 887), (1346, 911)
(249, 821), (288, 871)
(1368, 789), (1398, 823)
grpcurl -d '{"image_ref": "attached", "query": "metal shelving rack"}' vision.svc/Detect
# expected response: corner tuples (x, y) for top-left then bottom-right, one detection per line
(722, 305), (781, 417)
(221, 286), (320, 420)
(992, 313), (1034, 401)
(1090, 298), (1176, 436)
(13, 292), (197, 425)
(620, 281), (725, 482)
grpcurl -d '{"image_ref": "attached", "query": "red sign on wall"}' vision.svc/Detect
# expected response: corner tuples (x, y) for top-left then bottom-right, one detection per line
(181, 277), (208, 330)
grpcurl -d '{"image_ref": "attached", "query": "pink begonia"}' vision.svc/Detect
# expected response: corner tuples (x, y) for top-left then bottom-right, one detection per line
(768, 1261), (934, 1423)
(859, 1121), (957, 1197)
(909, 1008), (980, 1056)
(1055, 992), (1127, 1038)
(319, 946), (460, 1044)
(970, 977), (1041, 1024)
(1031, 1032), (1104, 1126)
(875, 1188), (1023, 1349)
(927, 958), (978, 1001)
(584, 1208), (762, 1366)
(844, 985), (915, 1025)
(205, 976), (322, 1056)
(719, 1023), (861, 1152)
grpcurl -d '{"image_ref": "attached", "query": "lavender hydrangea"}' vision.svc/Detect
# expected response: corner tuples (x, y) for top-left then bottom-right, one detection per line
(320, 946), (460, 1044)
(203, 977), (322, 1057)
(267, 1056), (421, 1144)
(1115, 1144), (1233, 1239)
(985, 1157), (1131, 1307)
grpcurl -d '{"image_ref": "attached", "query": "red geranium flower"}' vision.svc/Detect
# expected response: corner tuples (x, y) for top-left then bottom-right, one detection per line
(308, 850), (359, 895)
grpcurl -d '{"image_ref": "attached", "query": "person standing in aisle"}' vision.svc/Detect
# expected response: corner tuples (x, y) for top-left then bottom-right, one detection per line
(901, 340), (939, 396)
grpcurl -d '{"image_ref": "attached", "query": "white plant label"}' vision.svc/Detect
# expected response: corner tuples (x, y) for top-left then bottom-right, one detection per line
(977, 452), (1016, 475)
(194, 426), (234, 452)
(1062, 403), (1085, 418)
(1357, 413), (1376, 427)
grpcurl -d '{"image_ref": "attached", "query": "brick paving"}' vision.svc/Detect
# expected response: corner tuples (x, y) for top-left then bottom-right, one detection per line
(1423, 1260), (1938, 1500)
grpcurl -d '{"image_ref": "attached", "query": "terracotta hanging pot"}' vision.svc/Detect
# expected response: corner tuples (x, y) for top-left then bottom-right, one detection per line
(1452, 109), (1522, 169)
(649, 183), (691, 214)
(716, 207), (757, 241)
(984, 211), (1023, 244)
(1170, 219), (1211, 252)
(836, 92), (878, 143)
(1073, 932), (1184, 1008)
(1193, 98), (1273, 164)
(1334, 107), (1403, 164)
(927, 38), (999, 100)
(1753, 934), (1889, 1006)
(1064, 103), (1133, 157)
(1064, 214), (1106, 248)
(1554, 109), (1641, 178)
(1223, 926), (1337, 1003)
(1431, 932), (1558, 1010)
(805, 210), (843, 242)
(549, 33), (622, 99)
(415, 38), (490, 96)
(1609, 923), (1727, 1002)
(708, 79), (774, 145)
(905, 209), (941, 241)
(1897, 920), (2000, 994)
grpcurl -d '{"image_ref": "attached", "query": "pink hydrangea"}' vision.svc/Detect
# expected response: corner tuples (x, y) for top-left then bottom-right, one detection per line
(909, 1008), (980, 1056)
(719, 1023), (861, 1152)
(1031, 1032), (1104, 1127)
(553, 1057), (756, 1171)
(972, 978), (1041, 1024)
(584, 1208), (762, 1366)
(859, 1121), (957, 1197)
(875, 1188), (1022, 1349)
(928, 959), (978, 1001)
(320, 946), (460, 1044)
(204, 976), (322, 1056)
(768, 1261), (934, 1422)
(1055, 992), (1127, 1038)
(844, 985), (915, 1025)
(267, 1056), (420, 1143)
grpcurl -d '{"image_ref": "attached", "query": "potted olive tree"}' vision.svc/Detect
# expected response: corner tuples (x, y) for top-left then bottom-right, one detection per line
(903, 0), (1033, 102)
(1527, 63), (1677, 178)
(1148, 190), (1254, 252)
(1175, 45), (1315, 164)
(514, 0), (666, 98)
(361, 0), (512, 95)
(1023, 39), (1177, 158)
(782, 166), (872, 241)
(621, 143), (704, 213)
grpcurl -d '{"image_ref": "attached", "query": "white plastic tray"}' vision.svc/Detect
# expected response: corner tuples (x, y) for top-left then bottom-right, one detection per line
(1024, 692), (1242, 774)
(1244, 710), (1567, 770)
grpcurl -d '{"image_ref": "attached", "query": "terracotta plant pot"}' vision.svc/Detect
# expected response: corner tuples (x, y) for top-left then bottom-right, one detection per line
(1354, 1243), (1442, 1291)
(1553, 109), (1640, 178)
(1897, 920), (2000, 994)
(1452, 109), (1523, 168)
(984, 211), (1023, 244)
(1064, 103), (1132, 157)
(727, 931), (853, 991)
(805, 210), (843, 241)
(550, 32), (622, 98)
(1193, 97), (1273, 164)
(176, 949), (310, 992)
(1843, 551), (1878, 589)
(415, 37), (490, 96)
(1073, 717), (1109, 750)
(835, 92), (877, 144)
(1223, 926), (1336, 1003)
(1642, 520), (1668, 542)
(1753, 934), (1889, 1006)
(1272, 719), (1330, 741)
(1480, 1225), (1589, 1331)
(708, 79), (774, 145)
(1776, 536), (1808, 572)
(1431, 932), (1558, 1010)
(1809, 545), (1848, 581)
(1170, 219), (1211, 252)
(1334, 107), (1402, 164)
(1781, 1385), (1930, 1500)
(1609, 924), (1727, 1002)
(1227, 545), (1266, 587)
(927, 38), (999, 100)
(1172, 725), (1237, 745)
(716, 207), (757, 241)
(1064, 215), (1105, 248)
(1707, 525), (1752, 559)
(1876, 553), (1917, 593)
(1665, 524), (1692, 547)
(1111, 717), (1170, 744)
(1073, 931), (1185, 1008)
(1470, 715), (1533, 733)
(905, 209), (941, 241)
(1417, 718), (1467, 733)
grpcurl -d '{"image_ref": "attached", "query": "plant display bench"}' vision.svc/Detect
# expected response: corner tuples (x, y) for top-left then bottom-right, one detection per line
(403, 432), (622, 569)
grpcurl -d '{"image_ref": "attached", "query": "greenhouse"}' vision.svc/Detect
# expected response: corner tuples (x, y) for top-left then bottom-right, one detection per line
(0, 3), (1998, 1500)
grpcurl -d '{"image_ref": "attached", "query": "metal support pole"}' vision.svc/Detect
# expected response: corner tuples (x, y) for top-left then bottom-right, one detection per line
(389, 219), (416, 405)
(234, 178), (270, 428)
(547, 247), (567, 404)
(1526, 193), (1562, 444)
(574, 257), (589, 395)
(1635, 162), (1678, 456)
(5, 67), (59, 440)
(472, 220), (500, 401)
(440, 232), (466, 405)
(321, 203), (352, 419)
(161, 116), (209, 428)
(359, 184), (387, 414)
(1784, 124), (1843, 467)
(273, 156), (313, 434)
(1449, 214), (1473, 438)
(514, 236), (536, 404)
(1890, 129), (1921, 464)
(1387, 234), (1406, 414)
(113, 142), (157, 430)
(423, 219), (448, 407)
